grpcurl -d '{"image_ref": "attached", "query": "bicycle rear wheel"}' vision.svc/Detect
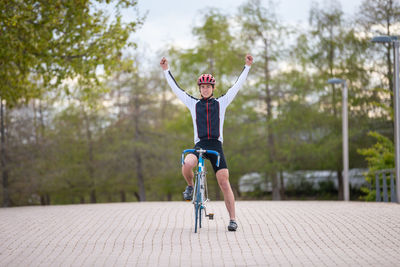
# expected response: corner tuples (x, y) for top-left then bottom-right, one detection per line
(198, 171), (206, 230)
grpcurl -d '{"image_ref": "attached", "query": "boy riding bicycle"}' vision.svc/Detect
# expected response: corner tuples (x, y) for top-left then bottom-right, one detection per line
(160, 54), (253, 231)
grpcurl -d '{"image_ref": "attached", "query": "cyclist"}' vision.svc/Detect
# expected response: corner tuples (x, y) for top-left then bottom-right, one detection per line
(160, 54), (253, 231)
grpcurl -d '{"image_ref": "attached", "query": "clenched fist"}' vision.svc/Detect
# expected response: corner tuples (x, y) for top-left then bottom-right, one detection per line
(160, 57), (169, 70)
(245, 54), (253, 66)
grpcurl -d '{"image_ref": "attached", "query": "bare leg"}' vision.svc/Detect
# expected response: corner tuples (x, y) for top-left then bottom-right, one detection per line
(216, 168), (235, 220)
(182, 154), (198, 187)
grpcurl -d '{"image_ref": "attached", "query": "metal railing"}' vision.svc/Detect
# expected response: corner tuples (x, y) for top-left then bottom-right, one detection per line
(372, 169), (398, 202)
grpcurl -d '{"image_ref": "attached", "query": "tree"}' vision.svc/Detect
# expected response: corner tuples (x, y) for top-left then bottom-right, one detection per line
(355, 0), (400, 199)
(357, 0), (400, 113)
(237, 0), (288, 200)
(276, 0), (375, 200)
(169, 9), (242, 95)
(358, 131), (394, 200)
(300, 0), (352, 199)
(0, 0), (143, 206)
(100, 56), (174, 202)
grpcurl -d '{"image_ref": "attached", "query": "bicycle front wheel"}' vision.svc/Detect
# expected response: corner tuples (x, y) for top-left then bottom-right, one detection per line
(193, 172), (203, 233)
(194, 202), (200, 233)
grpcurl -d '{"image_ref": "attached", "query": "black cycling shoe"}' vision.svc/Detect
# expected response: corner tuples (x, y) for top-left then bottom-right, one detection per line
(183, 186), (194, 201)
(228, 220), (238, 231)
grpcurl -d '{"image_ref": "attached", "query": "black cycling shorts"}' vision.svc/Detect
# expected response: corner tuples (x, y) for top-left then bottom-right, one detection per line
(190, 139), (227, 173)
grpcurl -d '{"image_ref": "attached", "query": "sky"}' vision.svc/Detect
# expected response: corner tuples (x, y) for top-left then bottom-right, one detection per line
(130, 0), (364, 54)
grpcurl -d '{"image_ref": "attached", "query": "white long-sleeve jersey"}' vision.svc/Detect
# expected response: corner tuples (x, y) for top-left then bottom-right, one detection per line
(164, 65), (251, 144)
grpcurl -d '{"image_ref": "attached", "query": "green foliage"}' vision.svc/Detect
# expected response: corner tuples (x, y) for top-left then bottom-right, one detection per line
(358, 131), (394, 201)
(169, 9), (242, 93)
(3, 0), (400, 205)
(358, 131), (395, 171)
(0, 0), (143, 106)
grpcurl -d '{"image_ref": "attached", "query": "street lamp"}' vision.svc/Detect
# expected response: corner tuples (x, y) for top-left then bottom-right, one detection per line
(371, 35), (400, 203)
(327, 78), (349, 201)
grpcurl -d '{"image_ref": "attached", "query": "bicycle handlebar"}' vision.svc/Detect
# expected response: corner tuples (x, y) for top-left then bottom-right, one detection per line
(181, 149), (220, 167)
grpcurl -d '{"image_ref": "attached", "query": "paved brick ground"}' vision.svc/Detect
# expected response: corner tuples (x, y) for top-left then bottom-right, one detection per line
(1, 201), (400, 267)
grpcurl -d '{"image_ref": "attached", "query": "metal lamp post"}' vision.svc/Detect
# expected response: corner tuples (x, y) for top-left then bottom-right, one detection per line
(371, 35), (400, 203)
(327, 78), (349, 201)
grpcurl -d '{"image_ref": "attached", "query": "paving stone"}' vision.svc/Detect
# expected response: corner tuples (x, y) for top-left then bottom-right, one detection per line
(1, 201), (399, 266)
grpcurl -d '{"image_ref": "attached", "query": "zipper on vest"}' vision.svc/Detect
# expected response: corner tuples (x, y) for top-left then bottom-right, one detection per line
(206, 99), (210, 139)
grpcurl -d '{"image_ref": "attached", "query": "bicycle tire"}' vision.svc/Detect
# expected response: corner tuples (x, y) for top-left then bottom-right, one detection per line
(194, 173), (201, 233)
(199, 206), (202, 229)
(194, 202), (200, 233)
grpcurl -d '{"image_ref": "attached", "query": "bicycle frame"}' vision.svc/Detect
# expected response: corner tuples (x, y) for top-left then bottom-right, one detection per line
(182, 148), (220, 233)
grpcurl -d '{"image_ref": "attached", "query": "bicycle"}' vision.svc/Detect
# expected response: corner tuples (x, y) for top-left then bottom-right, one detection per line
(181, 148), (220, 233)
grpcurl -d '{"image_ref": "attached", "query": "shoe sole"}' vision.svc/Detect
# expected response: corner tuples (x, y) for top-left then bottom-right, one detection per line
(183, 193), (193, 201)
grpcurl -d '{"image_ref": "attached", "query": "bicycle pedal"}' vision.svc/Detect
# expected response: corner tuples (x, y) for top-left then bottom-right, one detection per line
(208, 213), (214, 220)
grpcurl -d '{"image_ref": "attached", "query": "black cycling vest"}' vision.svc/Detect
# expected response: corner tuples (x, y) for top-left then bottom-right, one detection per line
(196, 98), (220, 141)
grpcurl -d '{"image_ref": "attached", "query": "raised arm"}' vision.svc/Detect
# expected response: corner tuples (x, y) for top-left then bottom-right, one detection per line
(218, 54), (253, 107)
(160, 57), (197, 108)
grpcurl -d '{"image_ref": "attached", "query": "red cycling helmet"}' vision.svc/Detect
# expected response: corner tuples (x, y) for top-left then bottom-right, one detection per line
(197, 74), (216, 86)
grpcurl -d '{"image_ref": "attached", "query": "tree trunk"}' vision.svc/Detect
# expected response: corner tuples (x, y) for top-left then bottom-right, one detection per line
(38, 100), (45, 139)
(328, 30), (344, 201)
(34, 100), (48, 205)
(263, 40), (280, 200)
(387, 43), (395, 135)
(271, 174), (281, 200)
(1, 100), (10, 207)
(133, 87), (146, 202)
(208, 39), (215, 74)
(133, 82), (146, 201)
(33, 100), (39, 145)
(90, 189), (96, 203)
(133, 191), (140, 202)
(120, 190), (126, 202)
(328, 26), (337, 117)
(233, 183), (241, 198)
(40, 194), (50, 205)
(337, 169), (344, 200)
(135, 150), (146, 201)
(83, 109), (96, 203)
(215, 175), (221, 200)
(280, 169), (286, 200)
(386, 3), (394, 112)
(40, 195), (46, 205)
